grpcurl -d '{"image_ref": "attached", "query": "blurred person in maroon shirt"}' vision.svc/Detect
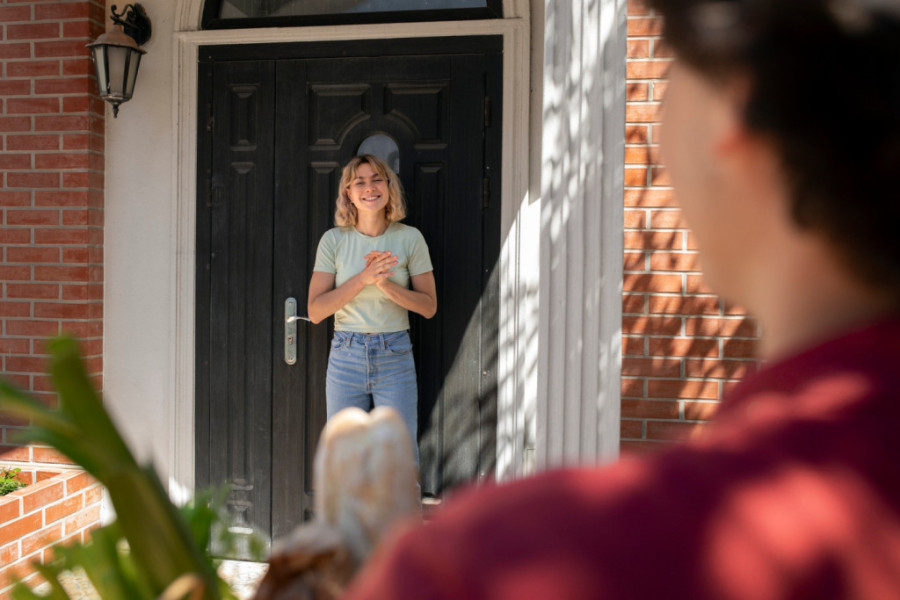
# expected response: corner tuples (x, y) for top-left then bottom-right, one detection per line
(344, 1), (900, 598)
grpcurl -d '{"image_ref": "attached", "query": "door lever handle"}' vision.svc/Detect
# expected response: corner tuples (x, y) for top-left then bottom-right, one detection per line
(284, 298), (308, 365)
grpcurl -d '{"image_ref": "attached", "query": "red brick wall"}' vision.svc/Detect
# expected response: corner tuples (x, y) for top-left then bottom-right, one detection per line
(621, 0), (760, 452)
(0, 0), (106, 464)
(0, 469), (102, 599)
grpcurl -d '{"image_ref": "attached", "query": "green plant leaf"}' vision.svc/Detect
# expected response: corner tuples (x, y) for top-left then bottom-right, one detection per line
(0, 337), (233, 600)
(11, 583), (49, 600)
(0, 467), (27, 496)
(103, 467), (220, 596)
(28, 563), (72, 600)
(56, 524), (153, 600)
(0, 380), (74, 433)
(47, 338), (137, 467)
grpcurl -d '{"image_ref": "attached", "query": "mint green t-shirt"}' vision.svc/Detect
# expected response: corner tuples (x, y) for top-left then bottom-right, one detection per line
(313, 222), (433, 332)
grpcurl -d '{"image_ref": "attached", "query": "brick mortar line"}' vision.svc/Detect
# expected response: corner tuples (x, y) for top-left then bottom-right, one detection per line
(630, 376), (749, 383)
(2, 77), (96, 81)
(0, 302), (105, 307)
(0, 151), (105, 156)
(0, 18), (102, 25)
(4, 179), (106, 183)
(2, 205), (102, 209)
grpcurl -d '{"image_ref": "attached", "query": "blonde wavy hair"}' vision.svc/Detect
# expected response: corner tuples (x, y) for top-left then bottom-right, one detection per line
(335, 154), (406, 227)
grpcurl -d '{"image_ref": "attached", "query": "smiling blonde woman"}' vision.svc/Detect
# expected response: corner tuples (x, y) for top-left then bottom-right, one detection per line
(307, 154), (437, 464)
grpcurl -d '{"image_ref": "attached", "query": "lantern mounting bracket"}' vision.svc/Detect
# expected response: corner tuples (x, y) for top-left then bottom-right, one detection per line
(111, 3), (152, 46)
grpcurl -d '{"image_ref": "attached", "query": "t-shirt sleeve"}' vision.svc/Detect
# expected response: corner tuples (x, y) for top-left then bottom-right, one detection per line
(313, 229), (337, 274)
(407, 229), (433, 277)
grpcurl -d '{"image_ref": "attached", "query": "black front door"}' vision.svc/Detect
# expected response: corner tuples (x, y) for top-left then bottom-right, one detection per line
(195, 38), (502, 553)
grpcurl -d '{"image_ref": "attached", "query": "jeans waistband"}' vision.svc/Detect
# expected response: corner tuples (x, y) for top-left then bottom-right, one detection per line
(333, 330), (408, 348)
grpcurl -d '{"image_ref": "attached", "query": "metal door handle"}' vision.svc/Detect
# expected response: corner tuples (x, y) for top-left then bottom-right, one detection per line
(284, 297), (302, 365)
(286, 315), (312, 323)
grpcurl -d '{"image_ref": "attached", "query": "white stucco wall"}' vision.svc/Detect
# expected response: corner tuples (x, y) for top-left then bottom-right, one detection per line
(104, 0), (180, 483)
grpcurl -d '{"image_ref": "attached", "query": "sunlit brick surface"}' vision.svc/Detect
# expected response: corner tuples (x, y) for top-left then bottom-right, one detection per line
(622, 0), (761, 453)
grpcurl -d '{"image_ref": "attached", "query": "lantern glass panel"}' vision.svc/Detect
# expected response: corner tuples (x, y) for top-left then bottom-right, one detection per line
(90, 45), (110, 95)
(124, 50), (143, 99)
(106, 45), (129, 98)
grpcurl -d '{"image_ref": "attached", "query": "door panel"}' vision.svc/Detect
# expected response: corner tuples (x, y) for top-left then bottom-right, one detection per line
(196, 60), (276, 549)
(197, 40), (502, 553)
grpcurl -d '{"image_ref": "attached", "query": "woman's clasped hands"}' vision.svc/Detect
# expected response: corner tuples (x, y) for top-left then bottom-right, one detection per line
(360, 250), (399, 287)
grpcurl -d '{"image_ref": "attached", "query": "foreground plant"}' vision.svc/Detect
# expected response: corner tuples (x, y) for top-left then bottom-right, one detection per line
(0, 336), (237, 600)
(0, 467), (27, 497)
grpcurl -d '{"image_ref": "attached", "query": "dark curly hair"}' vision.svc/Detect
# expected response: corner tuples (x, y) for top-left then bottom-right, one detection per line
(648, 0), (900, 298)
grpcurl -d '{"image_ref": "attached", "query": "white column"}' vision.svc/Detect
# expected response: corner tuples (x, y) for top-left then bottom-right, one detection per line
(536, 0), (626, 469)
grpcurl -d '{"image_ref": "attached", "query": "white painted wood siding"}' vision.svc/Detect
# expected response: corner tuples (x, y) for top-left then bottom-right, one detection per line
(536, 0), (626, 469)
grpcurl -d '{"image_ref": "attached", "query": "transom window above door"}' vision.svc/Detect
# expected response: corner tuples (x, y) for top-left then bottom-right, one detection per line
(202, 0), (502, 29)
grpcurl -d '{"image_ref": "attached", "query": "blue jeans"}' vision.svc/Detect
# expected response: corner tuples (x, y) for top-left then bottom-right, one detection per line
(325, 330), (418, 463)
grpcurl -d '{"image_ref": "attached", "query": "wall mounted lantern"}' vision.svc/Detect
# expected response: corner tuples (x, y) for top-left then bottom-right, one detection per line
(87, 4), (152, 118)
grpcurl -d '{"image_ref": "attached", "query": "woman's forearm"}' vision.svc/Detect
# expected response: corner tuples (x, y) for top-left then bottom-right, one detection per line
(377, 279), (437, 319)
(308, 273), (367, 324)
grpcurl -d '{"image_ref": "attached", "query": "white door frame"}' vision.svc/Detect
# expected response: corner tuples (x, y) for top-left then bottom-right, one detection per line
(169, 1), (537, 493)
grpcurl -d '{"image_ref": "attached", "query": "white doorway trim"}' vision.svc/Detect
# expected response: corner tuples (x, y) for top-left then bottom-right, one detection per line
(169, 10), (534, 492)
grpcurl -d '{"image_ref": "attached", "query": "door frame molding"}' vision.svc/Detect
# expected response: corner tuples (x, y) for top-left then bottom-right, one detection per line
(171, 14), (533, 492)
